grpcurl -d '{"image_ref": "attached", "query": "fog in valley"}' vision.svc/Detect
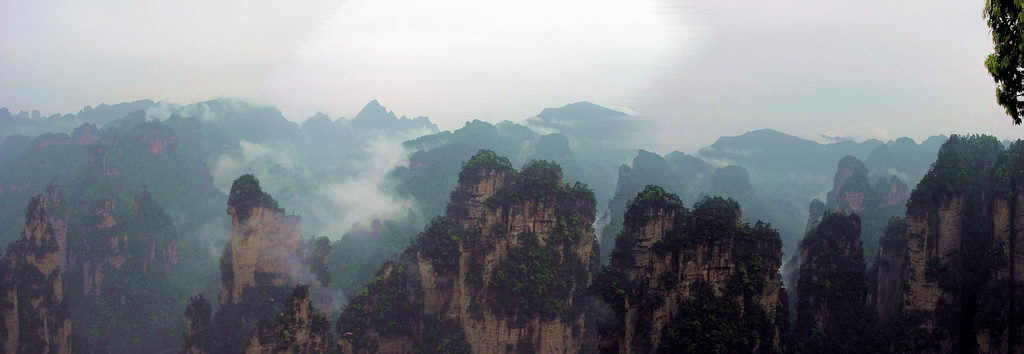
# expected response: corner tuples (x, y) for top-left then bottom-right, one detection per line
(1, 1), (1022, 353)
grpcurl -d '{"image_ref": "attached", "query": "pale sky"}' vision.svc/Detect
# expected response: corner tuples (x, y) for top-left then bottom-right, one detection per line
(1, 0), (1021, 151)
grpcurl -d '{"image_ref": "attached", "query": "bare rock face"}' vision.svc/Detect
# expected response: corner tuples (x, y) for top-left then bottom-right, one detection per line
(992, 185), (1024, 353)
(868, 135), (1024, 353)
(75, 191), (180, 297)
(0, 189), (71, 354)
(596, 185), (785, 353)
(827, 155), (870, 213)
(220, 174), (303, 305)
(869, 218), (908, 325)
(185, 174), (331, 354)
(336, 150), (598, 353)
(816, 155), (908, 268)
(244, 286), (332, 354)
(902, 195), (964, 317)
(221, 205), (302, 305)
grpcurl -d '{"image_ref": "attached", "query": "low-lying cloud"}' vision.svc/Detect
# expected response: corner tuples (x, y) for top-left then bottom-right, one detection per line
(311, 136), (416, 240)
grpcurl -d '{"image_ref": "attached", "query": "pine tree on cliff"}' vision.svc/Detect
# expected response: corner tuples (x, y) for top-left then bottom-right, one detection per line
(594, 185), (786, 353)
(336, 149), (598, 353)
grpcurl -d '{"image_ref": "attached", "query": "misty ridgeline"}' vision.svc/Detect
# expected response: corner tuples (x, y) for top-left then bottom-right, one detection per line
(0, 99), (1022, 353)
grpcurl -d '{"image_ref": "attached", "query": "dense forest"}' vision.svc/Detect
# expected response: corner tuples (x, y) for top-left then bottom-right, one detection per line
(0, 99), (1020, 353)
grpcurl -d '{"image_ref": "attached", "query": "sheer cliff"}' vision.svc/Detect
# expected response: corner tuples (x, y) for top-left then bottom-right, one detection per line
(185, 174), (332, 353)
(220, 174), (303, 305)
(243, 285), (332, 354)
(793, 212), (872, 353)
(595, 186), (785, 353)
(0, 187), (71, 353)
(336, 150), (598, 353)
(870, 135), (1024, 353)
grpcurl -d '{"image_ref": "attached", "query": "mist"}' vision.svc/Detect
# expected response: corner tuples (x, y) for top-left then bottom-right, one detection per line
(3, 1), (1024, 352)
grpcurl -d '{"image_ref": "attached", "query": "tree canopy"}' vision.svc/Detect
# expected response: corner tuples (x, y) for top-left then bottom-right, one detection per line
(985, 0), (1024, 124)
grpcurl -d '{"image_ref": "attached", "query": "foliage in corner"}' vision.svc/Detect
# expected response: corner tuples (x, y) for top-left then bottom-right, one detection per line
(985, 0), (1024, 124)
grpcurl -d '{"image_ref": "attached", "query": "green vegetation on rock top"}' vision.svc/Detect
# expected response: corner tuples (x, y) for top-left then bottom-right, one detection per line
(458, 149), (512, 183)
(228, 174), (283, 218)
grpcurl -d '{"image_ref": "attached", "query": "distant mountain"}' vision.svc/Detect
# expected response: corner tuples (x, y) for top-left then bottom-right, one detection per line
(526, 101), (636, 150)
(598, 149), (712, 261)
(0, 99), (157, 141)
(864, 135), (947, 186)
(700, 128), (882, 180)
(349, 100), (437, 132)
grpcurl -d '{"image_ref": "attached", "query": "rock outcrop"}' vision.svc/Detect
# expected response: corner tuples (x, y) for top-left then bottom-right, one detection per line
(243, 285), (332, 354)
(793, 212), (871, 352)
(183, 295), (214, 354)
(599, 150), (713, 262)
(185, 174), (332, 354)
(336, 150), (598, 353)
(869, 135), (1024, 353)
(0, 188), (71, 353)
(595, 185), (785, 353)
(221, 174), (303, 305)
(868, 217), (908, 325)
(818, 156), (909, 264)
(72, 191), (179, 297)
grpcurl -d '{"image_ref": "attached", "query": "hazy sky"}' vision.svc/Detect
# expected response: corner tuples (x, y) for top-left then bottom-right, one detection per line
(1, 0), (1021, 151)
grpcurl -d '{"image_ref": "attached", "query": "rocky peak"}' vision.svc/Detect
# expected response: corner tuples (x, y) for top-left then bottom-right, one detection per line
(71, 190), (180, 300)
(814, 154), (909, 272)
(709, 165), (754, 199)
(336, 150), (597, 353)
(832, 155), (869, 193)
(0, 192), (71, 354)
(599, 150), (712, 263)
(875, 176), (910, 208)
(222, 174), (301, 305)
(869, 135), (1021, 352)
(228, 174), (284, 220)
(869, 217), (908, 325)
(350, 100), (437, 132)
(596, 185), (784, 353)
(354, 100), (391, 120)
(794, 212), (870, 352)
(449, 149), (513, 223)
(244, 285), (332, 353)
(87, 144), (118, 180)
(71, 123), (100, 145)
(805, 198), (826, 232)
(186, 174), (329, 353)
(183, 295), (214, 354)
(826, 155), (870, 212)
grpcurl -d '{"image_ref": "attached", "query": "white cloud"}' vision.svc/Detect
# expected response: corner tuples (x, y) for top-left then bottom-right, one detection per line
(311, 136), (417, 239)
(263, 0), (685, 127)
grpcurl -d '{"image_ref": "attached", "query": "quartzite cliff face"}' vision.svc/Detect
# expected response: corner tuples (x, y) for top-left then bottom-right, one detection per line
(220, 174), (303, 305)
(819, 155), (908, 263)
(596, 185), (785, 353)
(870, 135), (1024, 353)
(243, 285), (332, 353)
(0, 185), (71, 354)
(184, 174), (332, 353)
(336, 150), (598, 353)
